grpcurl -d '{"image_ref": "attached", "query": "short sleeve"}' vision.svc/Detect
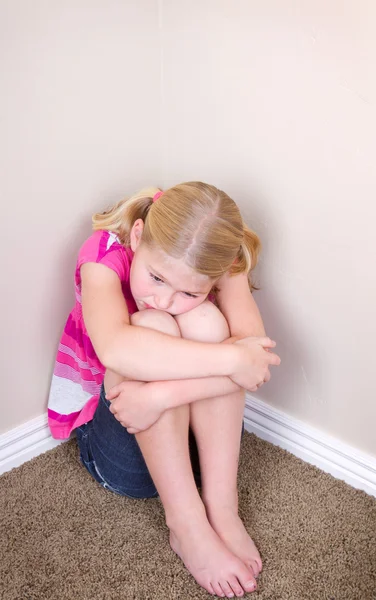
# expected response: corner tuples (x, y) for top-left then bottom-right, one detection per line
(75, 230), (131, 289)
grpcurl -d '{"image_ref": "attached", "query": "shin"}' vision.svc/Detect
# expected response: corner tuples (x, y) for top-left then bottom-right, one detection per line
(129, 310), (205, 525)
(176, 301), (245, 510)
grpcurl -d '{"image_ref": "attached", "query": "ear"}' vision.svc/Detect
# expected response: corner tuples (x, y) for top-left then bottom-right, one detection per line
(130, 219), (144, 251)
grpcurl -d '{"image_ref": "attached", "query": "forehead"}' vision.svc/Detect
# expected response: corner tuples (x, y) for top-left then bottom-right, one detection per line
(141, 244), (213, 292)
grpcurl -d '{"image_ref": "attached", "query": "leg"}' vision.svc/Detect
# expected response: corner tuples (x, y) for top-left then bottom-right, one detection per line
(130, 310), (257, 598)
(176, 302), (262, 580)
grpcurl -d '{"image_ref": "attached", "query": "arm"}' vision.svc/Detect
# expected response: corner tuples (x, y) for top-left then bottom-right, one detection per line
(106, 374), (241, 434)
(216, 271), (266, 339)
(154, 375), (240, 408)
(102, 266), (279, 433)
(157, 275), (268, 405)
(81, 262), (273, 386)
(111, 375), (241, 409)
(216, 270), (272, 388)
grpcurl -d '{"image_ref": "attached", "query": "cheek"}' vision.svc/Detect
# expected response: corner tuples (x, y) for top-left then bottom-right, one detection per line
(130, 269), (152, 298)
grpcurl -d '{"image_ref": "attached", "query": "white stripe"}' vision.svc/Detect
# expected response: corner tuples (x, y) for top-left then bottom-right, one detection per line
(48, 375), (95, 414)
(106, 231), (120, 250)
(53, 364), (100, 395)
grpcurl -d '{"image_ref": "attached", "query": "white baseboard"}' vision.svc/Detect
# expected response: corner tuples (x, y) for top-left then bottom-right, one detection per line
(0, 414), (66, 475)
(1, 404), (376, 499)
(244, 394), (376, 498)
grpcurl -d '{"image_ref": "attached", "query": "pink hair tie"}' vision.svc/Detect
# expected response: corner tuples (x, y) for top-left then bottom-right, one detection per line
(153, 191), (163, 203)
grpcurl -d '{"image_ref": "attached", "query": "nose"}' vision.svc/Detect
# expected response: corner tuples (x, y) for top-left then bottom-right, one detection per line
(155, 293), (174, 310)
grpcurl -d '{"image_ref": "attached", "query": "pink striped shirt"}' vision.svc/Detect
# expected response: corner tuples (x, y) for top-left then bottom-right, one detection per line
(48, 230), (138, 439)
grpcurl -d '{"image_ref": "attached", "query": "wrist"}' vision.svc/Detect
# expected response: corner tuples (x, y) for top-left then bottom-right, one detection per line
(150, 381), (173, 412)
(224, 344), (241, 378)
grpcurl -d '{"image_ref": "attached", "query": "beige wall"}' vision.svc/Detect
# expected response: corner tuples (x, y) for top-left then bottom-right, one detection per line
(2, 1), (376, 458)
(160, 0), (376, 457)
(0, 1), (160, 433)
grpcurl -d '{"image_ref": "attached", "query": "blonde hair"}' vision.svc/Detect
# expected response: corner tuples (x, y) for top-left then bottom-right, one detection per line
(93, 182), (261, 288)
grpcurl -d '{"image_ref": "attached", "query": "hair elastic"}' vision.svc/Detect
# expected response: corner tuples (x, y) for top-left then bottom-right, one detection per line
(153, 191), (163, 203)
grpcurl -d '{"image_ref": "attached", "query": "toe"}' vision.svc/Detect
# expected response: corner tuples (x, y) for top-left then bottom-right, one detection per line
(237, 562), (257, 592)
(239, 573), (257, 594)
(219, 579), (236, 598)
(207, 583), (218, 596)
(249, 559), (261, 578)
(211, 581), (225, 597)
(256, 556), (263, 572)
(208, 582), (217, 596)
(227, 577), (245, 597)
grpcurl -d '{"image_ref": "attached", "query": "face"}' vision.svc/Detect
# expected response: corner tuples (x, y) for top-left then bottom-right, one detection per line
(129, 220), (214, 315)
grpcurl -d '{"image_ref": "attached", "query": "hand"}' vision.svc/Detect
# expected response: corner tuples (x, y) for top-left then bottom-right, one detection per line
(248, 364), (271, 392)
(223, 335), (272, 392)
(231, 337), (280, 392)
(105, 380), (166, 434)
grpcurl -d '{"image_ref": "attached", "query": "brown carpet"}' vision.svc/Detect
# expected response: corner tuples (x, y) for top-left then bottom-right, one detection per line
(1, 432), (375, 600)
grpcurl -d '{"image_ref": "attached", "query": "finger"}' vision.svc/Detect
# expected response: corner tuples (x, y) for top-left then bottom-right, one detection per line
(264, 369), (271, 383)
(267, 352), (281, 366)
(105, 385), (122, 400)
(259, 337), (276, 348)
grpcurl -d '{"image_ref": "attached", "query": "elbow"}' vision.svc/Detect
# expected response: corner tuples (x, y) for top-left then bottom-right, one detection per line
(100, 342), (124, 374)
(100, 348), (116, 372)
(99, 324), (131, 375)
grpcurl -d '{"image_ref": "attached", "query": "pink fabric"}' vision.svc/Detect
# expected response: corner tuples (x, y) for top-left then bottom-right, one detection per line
(47, 230), (138, 439)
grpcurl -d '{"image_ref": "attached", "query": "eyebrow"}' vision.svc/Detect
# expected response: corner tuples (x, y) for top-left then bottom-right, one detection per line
(148, 265), (210, 295)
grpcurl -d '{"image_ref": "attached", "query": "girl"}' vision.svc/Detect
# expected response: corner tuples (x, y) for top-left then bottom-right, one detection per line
(48, 181), (280, 599)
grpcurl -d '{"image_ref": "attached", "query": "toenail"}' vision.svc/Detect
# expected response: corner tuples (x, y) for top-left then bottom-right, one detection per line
(246, 581), (256, 590)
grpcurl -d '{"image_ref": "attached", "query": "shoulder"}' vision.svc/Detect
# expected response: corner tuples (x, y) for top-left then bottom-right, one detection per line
(78, 230), (124, 263)
(76, 230), (133, 283)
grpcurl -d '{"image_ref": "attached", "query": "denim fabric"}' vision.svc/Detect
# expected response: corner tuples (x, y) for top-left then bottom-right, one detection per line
(76, 384), (245, 499)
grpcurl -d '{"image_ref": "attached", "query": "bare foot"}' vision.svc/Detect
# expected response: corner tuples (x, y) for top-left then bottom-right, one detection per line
(205, 505), (263, 579)
(168, 511), (258, 598)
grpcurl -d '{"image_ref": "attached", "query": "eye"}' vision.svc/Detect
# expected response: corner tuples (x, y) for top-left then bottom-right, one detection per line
(183, 292), (198, 298)
(150, 273), (164, 283)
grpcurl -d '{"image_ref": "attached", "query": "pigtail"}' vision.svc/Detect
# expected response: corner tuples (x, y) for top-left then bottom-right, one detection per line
(231, 224), (261, 291)
(92, 187), (161, 246)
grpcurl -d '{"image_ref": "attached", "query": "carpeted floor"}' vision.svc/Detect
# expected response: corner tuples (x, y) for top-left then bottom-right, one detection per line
(1, 432), (375, 600)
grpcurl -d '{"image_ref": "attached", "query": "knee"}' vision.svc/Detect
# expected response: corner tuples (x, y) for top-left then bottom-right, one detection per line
(131, 309), (181, 338)
(175, 301), (230, 343)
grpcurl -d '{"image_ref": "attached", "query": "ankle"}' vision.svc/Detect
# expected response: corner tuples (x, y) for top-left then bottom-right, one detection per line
(202, 491), (239, 516)
(165, 502), (207, 532)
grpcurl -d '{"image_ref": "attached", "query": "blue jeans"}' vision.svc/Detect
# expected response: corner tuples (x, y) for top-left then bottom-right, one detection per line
(76, 383), (245, 499)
